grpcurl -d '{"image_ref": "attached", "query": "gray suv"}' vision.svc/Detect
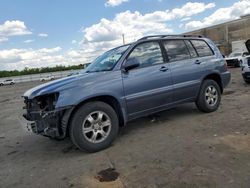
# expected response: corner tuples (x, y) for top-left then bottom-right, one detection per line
(22, 35), (231, 152)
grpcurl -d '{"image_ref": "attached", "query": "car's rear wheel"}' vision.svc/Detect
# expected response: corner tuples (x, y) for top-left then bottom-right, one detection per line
(70, 101), (119, 152)
(196, 79), (221, 113)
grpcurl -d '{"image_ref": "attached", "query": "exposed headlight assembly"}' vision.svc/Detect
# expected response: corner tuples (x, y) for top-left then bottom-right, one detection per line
(35, 92), (59, 111)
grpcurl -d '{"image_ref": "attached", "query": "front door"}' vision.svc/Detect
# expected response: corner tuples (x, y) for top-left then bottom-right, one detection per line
(122, 41), (173, 119)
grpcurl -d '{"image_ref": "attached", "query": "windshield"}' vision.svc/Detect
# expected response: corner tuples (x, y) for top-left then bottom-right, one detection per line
(229, 52), (242, 57)
(85, 45), (130, 73)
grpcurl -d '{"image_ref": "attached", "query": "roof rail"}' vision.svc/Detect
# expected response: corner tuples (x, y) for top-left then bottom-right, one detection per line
(137, 34), (203, 41)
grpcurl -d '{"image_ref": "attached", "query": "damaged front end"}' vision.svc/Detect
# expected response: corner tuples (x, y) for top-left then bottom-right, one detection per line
(22, 93), (73, 139)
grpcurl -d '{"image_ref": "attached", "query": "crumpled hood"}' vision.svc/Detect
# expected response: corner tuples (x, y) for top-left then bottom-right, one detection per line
(24, 73), (92, 99)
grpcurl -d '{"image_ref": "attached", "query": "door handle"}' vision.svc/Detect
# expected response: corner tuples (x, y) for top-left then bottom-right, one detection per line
(195, 60), (202, 64)
(159, 66), (169, 72)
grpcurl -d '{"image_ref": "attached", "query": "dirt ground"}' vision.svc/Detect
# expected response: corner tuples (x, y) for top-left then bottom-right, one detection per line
(0, 68), (249, 188)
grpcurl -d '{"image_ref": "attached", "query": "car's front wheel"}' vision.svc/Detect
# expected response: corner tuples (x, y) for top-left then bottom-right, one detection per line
(70, 101), (119, 152)
(196, 79), (221, 113)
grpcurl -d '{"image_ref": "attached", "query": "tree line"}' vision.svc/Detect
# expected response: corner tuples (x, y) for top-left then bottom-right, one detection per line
(0, 64), (89, 78)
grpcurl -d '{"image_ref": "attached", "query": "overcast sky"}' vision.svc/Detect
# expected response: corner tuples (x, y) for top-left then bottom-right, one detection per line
(0, 0), (249, 70)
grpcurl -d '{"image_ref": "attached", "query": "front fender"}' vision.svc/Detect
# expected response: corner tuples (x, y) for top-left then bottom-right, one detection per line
(55, 71), (124, 109)
(56, 88), (128, 126)
(56, 89), (125, 108)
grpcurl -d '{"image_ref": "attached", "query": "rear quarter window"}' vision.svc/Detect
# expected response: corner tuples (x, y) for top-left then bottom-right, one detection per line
(191, 40), (214, 57)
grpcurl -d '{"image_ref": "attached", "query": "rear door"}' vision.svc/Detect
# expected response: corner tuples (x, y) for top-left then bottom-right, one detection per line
(163, 39), (204, 102)
(190, 39), (216, 77)
(122, 41), (173, 118)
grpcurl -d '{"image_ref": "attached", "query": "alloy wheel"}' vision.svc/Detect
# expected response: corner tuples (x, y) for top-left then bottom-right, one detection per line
(82, 111), (112, 143)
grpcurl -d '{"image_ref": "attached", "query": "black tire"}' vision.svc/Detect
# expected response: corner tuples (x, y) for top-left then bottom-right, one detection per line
(70, 101), (119, 152)
(196, 79), (221, 113)
(0, 83), (3, 86)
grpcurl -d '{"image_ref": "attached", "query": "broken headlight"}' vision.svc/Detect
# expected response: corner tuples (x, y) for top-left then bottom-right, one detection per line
(35, 92), (59, 111)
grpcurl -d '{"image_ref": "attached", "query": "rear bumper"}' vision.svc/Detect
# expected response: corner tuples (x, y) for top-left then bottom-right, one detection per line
(221, 71), (231, 89)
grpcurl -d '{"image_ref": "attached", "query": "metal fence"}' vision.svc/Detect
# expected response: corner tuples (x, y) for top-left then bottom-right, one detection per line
(0, 69), (80, 83)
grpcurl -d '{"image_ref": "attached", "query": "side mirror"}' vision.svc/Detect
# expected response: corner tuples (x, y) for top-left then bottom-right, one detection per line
(124, 57), (140, 71)
(222, 54), (225, 58)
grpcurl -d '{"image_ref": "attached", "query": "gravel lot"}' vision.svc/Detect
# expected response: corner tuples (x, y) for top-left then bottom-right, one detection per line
(0, 68), (250, 188)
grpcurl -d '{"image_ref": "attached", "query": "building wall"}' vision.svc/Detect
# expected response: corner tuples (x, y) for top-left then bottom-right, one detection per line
(185, 15), (250, 55)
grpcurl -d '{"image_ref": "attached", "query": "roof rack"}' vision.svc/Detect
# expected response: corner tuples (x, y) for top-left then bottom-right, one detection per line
(138, 34), (203, 41)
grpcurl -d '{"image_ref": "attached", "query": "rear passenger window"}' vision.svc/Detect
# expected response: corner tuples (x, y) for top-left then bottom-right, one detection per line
(163, 40), (190, 62)
(191, 40), (213, 57)
(185, 40), (198, 58)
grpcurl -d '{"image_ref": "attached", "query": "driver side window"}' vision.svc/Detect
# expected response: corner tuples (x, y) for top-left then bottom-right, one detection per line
(128, 42), (163, 69)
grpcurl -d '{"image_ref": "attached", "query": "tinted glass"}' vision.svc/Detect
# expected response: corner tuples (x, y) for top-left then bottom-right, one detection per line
(163, 40), (190, 62)
(128, 42), (163, 68)
(191, 40), (213, 57)
(185, 40), (198, 58)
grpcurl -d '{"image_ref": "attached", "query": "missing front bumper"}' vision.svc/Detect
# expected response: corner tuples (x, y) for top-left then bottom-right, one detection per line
(20, 106), (74, 139)
(19, 114), (38, 133)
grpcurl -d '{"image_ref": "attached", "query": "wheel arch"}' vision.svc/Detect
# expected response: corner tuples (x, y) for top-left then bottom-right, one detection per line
(202, 73), (223, 93)
(66, 95), (126, 135)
